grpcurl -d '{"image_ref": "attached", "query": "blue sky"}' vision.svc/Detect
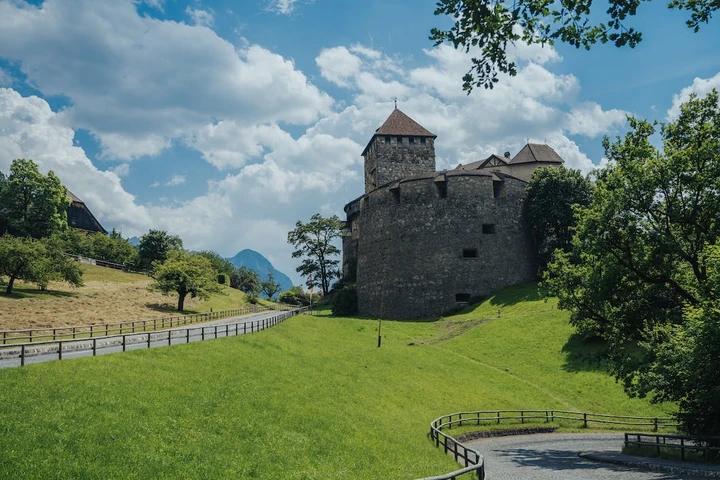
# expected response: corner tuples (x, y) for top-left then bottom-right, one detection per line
(0, 0), (719, 284)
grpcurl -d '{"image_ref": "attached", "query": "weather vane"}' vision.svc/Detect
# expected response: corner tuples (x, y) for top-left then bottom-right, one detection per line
(394, 97), (397, 109)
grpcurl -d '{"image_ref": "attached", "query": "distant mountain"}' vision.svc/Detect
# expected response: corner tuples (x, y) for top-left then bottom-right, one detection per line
(227, 249), (294, 295)
(127, 236), (140, 246)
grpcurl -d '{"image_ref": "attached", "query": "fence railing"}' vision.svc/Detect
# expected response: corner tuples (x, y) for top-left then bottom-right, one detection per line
(0, 304), (294, 345)
(65, 254), (150, 274)
(418, 409), (679, 480)
(625, 432), (720, 461)
(2, 307), (307, 367)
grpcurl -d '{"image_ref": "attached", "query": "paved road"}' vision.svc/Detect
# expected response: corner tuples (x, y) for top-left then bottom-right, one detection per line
(466, 433), (703, 480)
(0, 310), (292, 369)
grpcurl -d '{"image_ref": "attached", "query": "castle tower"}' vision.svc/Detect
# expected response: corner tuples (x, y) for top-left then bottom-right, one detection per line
(361, 108), (437, 193)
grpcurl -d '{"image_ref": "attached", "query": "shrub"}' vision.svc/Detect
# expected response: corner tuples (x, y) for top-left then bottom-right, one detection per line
(331, 284), (358, 316)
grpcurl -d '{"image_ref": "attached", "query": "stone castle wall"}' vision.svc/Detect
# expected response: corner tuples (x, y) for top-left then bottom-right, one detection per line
(348, 172), (537, 319)
(364, 136), (435, 192)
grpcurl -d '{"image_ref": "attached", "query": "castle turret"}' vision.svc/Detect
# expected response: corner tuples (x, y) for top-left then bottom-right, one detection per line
(361, 108), (436, 193)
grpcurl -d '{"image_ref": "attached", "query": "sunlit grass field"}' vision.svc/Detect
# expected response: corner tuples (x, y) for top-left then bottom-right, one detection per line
(0, 283), (672, 479)
(0, 264), (256, 330)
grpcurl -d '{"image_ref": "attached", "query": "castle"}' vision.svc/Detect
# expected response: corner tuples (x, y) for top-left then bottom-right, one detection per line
(342, 108), (564, 319)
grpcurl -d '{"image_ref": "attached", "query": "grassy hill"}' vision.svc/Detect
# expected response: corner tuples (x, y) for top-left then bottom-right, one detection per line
(0, 283), (672, 479)
(0, 264), (255, 330)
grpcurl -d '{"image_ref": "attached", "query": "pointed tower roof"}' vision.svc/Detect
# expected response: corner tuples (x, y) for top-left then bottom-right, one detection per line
(375, 108), (436, 137)
(362, 108), (436, 155)
(510, 143), (564, 165)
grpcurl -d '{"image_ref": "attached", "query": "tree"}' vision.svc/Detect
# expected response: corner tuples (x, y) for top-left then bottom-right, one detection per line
(525, 166), (593, 270)
(138, 229), (183, 268)
(259, 272), (281, 301)
(544, 90), (720, 438)
(0, 234), (83, 294)
(230, 266), (260, 296)
(196, 250), (235, 278)
(430, 0), (719, 91)
(149, 251), (222, 312)
(0, 159), (69, 238)
(278, 286), (311, 306)
(287, 214), (343, 296)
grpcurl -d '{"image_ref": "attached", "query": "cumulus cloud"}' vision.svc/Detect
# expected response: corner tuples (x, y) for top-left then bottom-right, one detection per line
(185, 7), (214, 28)
(165, 175), (186, 187)
(667, 72), (720, 121)
(111, 163), (130, 178)
(267, 0), (304, 14)
(0, 0), (332, 160)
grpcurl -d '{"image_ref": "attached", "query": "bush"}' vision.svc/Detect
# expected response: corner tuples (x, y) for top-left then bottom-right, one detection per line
(247, 295), (258, 305)
(331, 284), (358, 316)
(278, 286), (310, 306)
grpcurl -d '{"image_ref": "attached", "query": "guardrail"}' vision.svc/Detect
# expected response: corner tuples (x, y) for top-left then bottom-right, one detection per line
(1, 307), (307, 367)
(625, 432), (720, 461)
(0, 304), (295, 345)
(418, 409), (679, 480)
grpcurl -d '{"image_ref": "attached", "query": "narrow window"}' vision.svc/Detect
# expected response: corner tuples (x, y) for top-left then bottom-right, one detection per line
(409, 137), (415, 144)
(482, 224), (496, 234)
(385, 136), (391, 145)
(462, 248), (478, 258)
(391, 188), (400, 204)
(493, 181), (504, 198)
(436, 182), (447, 199)
(455, 293), (471, 303)
(421, 137), (426, 146)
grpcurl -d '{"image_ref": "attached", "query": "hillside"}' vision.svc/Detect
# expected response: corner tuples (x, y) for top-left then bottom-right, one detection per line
(228, 249), (294, 293)
(0, 264), (253, 330)
(0, 283), (671, 478)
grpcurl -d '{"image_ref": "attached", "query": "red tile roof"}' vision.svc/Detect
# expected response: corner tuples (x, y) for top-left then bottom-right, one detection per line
(374, 108), (437, 137)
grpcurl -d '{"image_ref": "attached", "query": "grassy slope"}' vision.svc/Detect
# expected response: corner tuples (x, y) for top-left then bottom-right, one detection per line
(0, 264), (253, 330)
(0, 283), (672, 479)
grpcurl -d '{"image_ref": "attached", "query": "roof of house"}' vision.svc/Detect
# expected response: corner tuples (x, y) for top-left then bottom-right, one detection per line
(510, 143), (564, 165)
(455, 154), (510, 171)
(362, 108), (436, 155)
(66, 190), (107, 234)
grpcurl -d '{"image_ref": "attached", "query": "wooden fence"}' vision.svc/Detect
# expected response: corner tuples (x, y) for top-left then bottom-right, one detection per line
(2, 307), (307, 367)
(418, 409), (679, 480)
(0, 305), (295, 345)
(625, 432), (720, 461)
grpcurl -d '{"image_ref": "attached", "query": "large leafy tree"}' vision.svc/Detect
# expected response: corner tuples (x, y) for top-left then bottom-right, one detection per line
(525, 166), (593, 270)
(196, 250), (235, 277)
(0, 234), (83, 294)
(430, 0), (719, 91)
(149, 251), (222, 312)
(287, 214), (343, 296)
(138, 229), (183, 268)
(545, 90), (720, 437)
(0, 159), (69, 238)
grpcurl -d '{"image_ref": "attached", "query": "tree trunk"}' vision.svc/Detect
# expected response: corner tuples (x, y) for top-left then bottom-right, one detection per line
(178, 291), (187, 312)
(6, 276), (15, 294)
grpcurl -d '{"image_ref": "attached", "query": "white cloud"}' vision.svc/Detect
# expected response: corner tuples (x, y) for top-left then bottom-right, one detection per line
(565, 102), (627, 138)
(165, 175), (186, 187)
(667, 72), (720, 121)
(267, 0), (303, 14)
(0, 0), (332, 160)
(0, 68), (12, 87)
(185, 7), (214, 28)
(110, 163), (130, 178)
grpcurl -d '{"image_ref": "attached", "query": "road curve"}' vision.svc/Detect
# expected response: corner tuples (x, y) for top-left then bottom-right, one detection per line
(465, 433), (701, 480)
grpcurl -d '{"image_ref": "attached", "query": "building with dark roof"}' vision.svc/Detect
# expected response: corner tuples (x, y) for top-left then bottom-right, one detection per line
(67, 191), (107, 234)
(343, 108), (564, 319)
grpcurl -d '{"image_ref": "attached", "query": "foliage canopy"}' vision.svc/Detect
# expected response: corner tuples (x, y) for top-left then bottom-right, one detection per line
(0, 159), (69, 238)
(149, 250), (222, 312)
(287, 213), (343, 296)
(545, 90), (720, 437)
(431, 0), (719, 91)
(138, 229), (183, 268)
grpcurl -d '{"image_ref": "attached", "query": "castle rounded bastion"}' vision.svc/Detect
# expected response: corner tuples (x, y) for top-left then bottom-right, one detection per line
(343, 108), (564, 319)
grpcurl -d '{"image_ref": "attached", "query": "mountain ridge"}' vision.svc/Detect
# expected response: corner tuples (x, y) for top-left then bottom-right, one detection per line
(227, 249), (294, 294)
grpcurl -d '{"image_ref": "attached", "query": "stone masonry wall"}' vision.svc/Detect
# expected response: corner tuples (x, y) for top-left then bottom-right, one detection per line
(364, 136), (435, 192)
(353, 174), (536, 319)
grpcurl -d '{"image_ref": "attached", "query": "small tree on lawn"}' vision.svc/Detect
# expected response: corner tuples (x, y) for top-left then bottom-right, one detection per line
(0, 234), (83, 294)
(138, 229), (183, 268)
(260, 272), (281, 301)
(150, 250), (222, 312)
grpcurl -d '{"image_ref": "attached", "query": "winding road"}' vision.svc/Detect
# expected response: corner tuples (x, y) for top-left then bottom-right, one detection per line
(466, 433), (704, 479)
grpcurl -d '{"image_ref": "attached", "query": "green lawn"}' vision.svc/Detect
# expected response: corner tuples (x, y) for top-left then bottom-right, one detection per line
(0, 283), (672, 479)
